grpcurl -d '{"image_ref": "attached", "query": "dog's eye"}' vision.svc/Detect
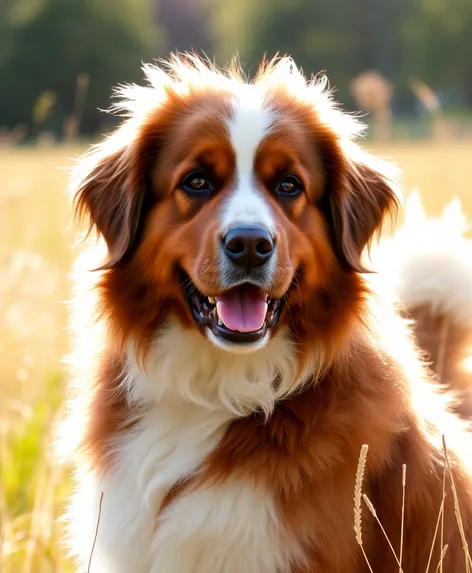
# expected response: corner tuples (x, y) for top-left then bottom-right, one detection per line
(276, 174), (303, 196)
(180, 172), (212, 195)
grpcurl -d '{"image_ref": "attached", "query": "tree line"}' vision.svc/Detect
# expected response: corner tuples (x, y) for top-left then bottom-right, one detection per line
(0, 0), (471, 139)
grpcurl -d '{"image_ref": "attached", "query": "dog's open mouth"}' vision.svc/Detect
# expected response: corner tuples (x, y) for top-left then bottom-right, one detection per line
(183, 276), (283, 344)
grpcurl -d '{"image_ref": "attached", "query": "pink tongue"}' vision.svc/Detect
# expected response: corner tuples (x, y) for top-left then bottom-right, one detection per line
(215, 286), (268, 333)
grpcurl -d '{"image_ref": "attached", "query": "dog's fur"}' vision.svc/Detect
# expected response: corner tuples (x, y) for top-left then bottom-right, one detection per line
(377, 192), (472, 419)
(65, 55), (472, 572)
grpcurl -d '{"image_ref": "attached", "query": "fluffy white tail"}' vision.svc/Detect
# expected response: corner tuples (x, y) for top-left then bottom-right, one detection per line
(379, 192), (472, 417)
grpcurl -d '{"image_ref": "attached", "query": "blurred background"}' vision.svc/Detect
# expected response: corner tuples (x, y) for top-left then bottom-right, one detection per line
(0, 0), (471, 571)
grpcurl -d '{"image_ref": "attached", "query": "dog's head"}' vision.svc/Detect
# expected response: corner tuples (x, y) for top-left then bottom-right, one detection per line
(72, 55), (398, 357)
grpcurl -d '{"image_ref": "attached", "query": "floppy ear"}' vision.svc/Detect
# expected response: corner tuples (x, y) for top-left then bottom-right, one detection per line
(71, 132), (149, 270)
(327, 149), (399, 272)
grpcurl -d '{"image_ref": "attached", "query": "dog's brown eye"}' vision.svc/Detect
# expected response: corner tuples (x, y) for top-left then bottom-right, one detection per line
(180, 172), (212, 195)
(276, 174), (303, 196)
(189, 177), (206, 190)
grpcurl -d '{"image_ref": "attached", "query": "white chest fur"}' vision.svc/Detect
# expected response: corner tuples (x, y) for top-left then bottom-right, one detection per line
(69, 324), (304, 572)
(71, 404), (231, 572)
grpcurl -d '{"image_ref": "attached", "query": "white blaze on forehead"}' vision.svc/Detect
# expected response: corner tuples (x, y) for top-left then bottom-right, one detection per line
(221, 89), (276, 234)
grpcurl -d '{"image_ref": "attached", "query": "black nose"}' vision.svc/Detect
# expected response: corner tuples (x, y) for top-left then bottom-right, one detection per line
(223, 226), (274, 271)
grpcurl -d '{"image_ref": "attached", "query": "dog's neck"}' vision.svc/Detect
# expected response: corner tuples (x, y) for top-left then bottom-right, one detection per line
(123, 320), (325, 418)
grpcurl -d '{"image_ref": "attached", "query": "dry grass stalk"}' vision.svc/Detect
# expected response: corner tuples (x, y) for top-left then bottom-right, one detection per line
(440, 457), (446, 573)
(442, 436), (472, 572)
(426, 497), (446, 573)
(363, 494), (403, 571)
(400, 464), (406, 573)
(354, 444), (374, 573)
(435, 545), (449, 572)
(87, 492), (104, 573)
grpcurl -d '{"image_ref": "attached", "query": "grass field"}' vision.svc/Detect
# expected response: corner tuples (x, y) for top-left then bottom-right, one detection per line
(0, 141), (471, 571)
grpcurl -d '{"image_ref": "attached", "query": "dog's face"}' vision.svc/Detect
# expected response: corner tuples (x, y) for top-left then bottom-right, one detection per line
(73, 57), (397, 355)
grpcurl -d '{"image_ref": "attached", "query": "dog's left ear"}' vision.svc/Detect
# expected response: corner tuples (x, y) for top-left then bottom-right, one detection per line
(327, 149), (399, 272)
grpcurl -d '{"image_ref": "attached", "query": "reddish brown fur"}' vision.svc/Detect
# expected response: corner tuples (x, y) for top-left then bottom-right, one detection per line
(197, 344), (472, 572)
(70, 55), (472, 572)
(80, 350), (136, 470)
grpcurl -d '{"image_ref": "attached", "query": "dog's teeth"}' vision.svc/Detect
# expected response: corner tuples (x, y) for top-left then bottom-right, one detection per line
(212, 307), (222, 326)
(208, 297), (216, 305)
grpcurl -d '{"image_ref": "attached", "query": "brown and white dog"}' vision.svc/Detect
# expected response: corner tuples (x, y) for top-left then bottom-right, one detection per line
(65, 55), (472, 572)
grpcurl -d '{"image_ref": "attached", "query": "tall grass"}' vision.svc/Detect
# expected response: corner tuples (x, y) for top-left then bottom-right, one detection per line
(0, 376), (73, 573)
(354, 440), (472, 573)
(0, 147), (80, 571)
(0, 141), (471, 571)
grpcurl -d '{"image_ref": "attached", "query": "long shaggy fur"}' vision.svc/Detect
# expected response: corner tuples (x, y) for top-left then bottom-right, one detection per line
(64, 55), (472, 573)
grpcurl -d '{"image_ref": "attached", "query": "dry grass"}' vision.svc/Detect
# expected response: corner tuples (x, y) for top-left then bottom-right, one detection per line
(370, 140), (472, 223)
(0, 140), (471, 571)
(0, 146), (84, 572)
(0, 147), (84, 409)
(354, 438), (471, 573)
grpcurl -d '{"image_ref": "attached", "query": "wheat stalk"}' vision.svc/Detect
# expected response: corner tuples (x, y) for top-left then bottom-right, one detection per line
(399, 464), (406, 573)
(354, 444), (374, 573)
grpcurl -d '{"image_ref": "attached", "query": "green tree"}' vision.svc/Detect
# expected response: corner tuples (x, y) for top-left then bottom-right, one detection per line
(0, 0), (158, 137)
(399, 0), (472, 104)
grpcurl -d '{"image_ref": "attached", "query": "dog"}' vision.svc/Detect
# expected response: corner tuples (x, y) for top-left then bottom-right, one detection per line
(65, 55), (472, 572)
(376, 192), (472, 419)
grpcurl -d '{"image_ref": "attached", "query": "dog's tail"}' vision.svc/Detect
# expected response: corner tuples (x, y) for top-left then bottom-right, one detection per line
(384, 192), (472, 417)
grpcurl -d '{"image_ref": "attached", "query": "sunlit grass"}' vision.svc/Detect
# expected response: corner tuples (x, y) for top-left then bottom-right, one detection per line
(0, 376), (73, 573)
(0, 140), (471, 571)
(370, 140), (472, 221)
(354, 440), (472, 573)
(0, 147), (84, 408)
(0, 146), (83, 572)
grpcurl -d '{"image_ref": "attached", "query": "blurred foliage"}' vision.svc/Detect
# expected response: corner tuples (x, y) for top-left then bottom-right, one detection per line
(0, 0), (157, 137)
(32, 91), (57, 124)
(153, 0), (213, 55)
(0, 0), (471, 138)
(205, 0), (472, 111)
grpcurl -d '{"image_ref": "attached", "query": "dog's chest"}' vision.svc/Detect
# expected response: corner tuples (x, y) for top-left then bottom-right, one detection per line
(82, 405), (294, 573)
(150, 477), (293, 573)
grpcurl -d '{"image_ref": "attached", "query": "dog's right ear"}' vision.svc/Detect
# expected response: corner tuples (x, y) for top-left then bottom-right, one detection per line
(71, 131), (148, 269)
